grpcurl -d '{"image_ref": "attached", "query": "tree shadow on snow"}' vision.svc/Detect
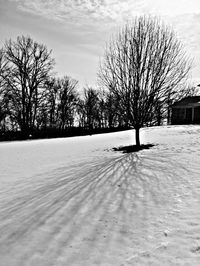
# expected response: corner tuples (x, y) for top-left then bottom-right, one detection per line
(113, 143), (155, 153)
(0, 150), (194, 263)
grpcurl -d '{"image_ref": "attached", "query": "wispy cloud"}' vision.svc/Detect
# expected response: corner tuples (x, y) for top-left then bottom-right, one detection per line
(9, 0), (200, 24)
(149, 0), (200, 16)
(8, 0), (148, 26)
(6, 0), (200, 84)
(9, 0), (200, 47)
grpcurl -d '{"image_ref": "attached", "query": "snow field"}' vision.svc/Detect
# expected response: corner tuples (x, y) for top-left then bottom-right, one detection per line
(0, 125), (200, 265)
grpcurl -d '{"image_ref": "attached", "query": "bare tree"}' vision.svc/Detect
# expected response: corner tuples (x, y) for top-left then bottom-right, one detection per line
(83, 87), (100, 131)
(99, 16), (191, 146)
(0, 36), (55, 135)
(77, 98), (87, 128)
(0, 49), (8, 90)
(0, 49), (12, 132)
(57, 76), (78, 130)
(34, 76), (78, 131)
(43, 77), (59, 129)
(103, 91), (121, 128)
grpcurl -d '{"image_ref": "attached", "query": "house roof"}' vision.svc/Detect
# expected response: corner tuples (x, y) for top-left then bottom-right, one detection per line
(171, 96), (200, 107)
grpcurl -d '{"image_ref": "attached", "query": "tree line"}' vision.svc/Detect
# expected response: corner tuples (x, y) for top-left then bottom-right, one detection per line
(0, 36), (128, 140)
(0, 16), (197, 144)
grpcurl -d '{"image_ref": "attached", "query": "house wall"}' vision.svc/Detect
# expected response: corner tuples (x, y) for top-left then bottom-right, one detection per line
(194, 106), (200, 123)
(171, 108), (186, 124)
(171, 106), (200, 124)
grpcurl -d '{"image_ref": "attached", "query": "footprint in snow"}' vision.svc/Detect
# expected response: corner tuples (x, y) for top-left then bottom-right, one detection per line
(191, 246), (200, 254)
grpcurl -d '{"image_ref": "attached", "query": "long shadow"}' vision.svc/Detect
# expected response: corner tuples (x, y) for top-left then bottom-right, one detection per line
(0, 150), (195, 263)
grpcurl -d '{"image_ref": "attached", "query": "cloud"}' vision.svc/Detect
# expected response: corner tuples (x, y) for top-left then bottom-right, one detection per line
(10, 0), (200, 48)
(8, 0), (147, 26)
(169, 13), (200, 83)
(149, 0), (200, 16)
(6, 0), (200, 84)
(9, 0), (200, 22)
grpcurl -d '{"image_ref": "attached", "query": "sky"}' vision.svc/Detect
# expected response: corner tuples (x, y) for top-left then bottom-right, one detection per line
(0, 0), (200, 89)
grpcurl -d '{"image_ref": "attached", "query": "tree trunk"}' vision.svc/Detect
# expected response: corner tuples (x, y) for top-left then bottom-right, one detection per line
(135, 127), (140, 147)
(167, 106), (171, 125)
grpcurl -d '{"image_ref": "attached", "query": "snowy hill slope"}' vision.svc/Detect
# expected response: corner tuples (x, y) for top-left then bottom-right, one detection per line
(0, 126), (200, 265)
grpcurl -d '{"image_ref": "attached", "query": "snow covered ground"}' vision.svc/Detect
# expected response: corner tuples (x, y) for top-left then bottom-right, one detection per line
(0, 125), (200, 265)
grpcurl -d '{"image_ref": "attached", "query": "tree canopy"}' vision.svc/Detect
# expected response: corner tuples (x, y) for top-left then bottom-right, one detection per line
(99, 16), (192, 146)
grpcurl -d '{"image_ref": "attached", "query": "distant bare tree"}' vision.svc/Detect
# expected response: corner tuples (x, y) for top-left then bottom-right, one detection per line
(36, 76), (78, 130)
(99, 16), (191, 146)
(0, 49), (8, 90)
(57, 76), (78, 130)
(83, 87), (100, 130)
(77, 87), (101, 130)
(0, 36), (55, 135)
(103, 91), (121, 128)
(43, 77), (59, 128)
(77, 98), (87, 128)
(0, 49), (10, 131)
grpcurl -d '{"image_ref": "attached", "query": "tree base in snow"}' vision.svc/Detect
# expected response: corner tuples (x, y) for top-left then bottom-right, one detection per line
(113, 144), (154, 153)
